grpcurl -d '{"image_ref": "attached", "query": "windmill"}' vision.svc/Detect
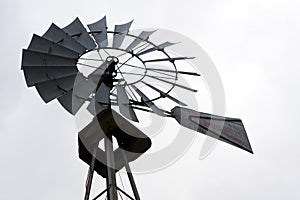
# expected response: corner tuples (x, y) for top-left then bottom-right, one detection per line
(21, 16), (253, 200)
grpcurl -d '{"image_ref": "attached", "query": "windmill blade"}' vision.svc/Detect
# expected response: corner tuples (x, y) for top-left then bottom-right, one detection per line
(136, 41), (177, 56)
(21, 49), (77, 67)
(46, 66), (78, 80)
(34, 74), (77, 103)
(73, 73), (97, 100)
(22, 65), (78, 87)
(94, 83), (111, 104)
(88, 16), (108, 47)
(57, 89), (85, 115)
(131, 85), (166, 116)
(171, 106), (253, 153)
(112, 20), (133, 48)
(116, 85), (138, 122)
(87, 97), (108, 116)
(143, 56), (194, 63)
(63, 17), (96, 50)
(28, 34), (79, 59)
(87, 60), (112, 84)
(35, 80), (65, 103)
(73, 61), (112, 101)
(142, 81), (187, 106)
(43, 23), (86, 54)
(54, 74), (77, 91)
(125, 30), (156, 51)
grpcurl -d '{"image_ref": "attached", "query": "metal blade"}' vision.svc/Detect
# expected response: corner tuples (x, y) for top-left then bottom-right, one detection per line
(73, 73), (97, 100)
(125, 30), (156, 51)
(131, 85), (166, 116)
(28, 34), (79, 59)
(21, 49), (77, 67)
(143, 56), (194, 63)
(57, 89), (85, 115)
(88, 16), (108, 47)
(87, 61), (111, 84)
(94, 83), (110, 104)
(136, 41), (177, 56)
(116, 85), (138, 122)
(171, 106), (253, 153)
(142, 81), (187, 106)
(22, 65), (78, 87)
(46, 66), (78, 80)
(34, 74), (76, 103)
(112, 20), (133, 48)
(35, 80), (65, 103)
(86, 97), (108, 116)
(78, 61), (112, 102)
(63, 17), (96, 50)
(43, 23), (86, 54)
(54, 74), (77, 91)
(22, 66), (49, 86)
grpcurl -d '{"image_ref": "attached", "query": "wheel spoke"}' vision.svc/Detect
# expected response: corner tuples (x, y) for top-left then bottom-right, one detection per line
(116, 56), (134, 71)
(149, 76), (197, 92)
(79, 57), (104, 62)
(97, 50), (103, 61)
(102, 48), (111, 56)
(77, 62), (98, 69)
(143, 56), (194, 63)
(121, 72), (175, 80)
(142, 81), (187, 106)
(117, 62), (176, 78)
(127, 85), (139, 101)
(147, 68), (200, 76)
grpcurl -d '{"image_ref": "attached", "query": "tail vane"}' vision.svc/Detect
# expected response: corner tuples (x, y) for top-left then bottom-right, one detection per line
(171, 106), (253, 153)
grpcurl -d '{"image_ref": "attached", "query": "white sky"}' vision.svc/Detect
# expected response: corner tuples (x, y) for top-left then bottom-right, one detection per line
(1, 0), (300, 199)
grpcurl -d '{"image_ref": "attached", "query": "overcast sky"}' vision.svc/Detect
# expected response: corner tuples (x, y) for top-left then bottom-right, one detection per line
(1, 0), (300, 199)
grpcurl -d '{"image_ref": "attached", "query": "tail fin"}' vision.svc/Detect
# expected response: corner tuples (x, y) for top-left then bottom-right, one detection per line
(171, 106), (253, 153)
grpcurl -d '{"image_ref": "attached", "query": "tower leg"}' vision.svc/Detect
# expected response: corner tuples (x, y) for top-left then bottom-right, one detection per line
(105, 134), (118, 200)
(84, 148), (97, 200)
(121, 151), (140, 200)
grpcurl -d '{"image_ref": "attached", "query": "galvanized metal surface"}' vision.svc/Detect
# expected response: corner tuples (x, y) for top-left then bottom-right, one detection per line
(121, 150), (141, 200)
(43, 23), (86, 54)
(88, 16), (108, 47)
(142, 81), (187, 106)
(57, 89), (85, 115)
(104, 134), (118, 200)
(95, 83), (111, 104)
(136, 41), (176, 56)
(132, 85), (166, 116)
(116, 85), (139, 122)
(21, 16), (253, 200)
(63, 17), (96, 50)
(23, 65), (76, 87)
(28, 34), (79, 59)
(78, 109), (152, 178)
(21, 49), (77, 67)
(112, 20), (133, 48)
(125, 30), (156, 51)
(171, 106), (253, 153)
(35, 80), (65, 102)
